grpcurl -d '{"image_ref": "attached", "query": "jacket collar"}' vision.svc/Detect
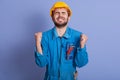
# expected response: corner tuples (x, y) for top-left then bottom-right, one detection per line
(52, 26), (71, 39)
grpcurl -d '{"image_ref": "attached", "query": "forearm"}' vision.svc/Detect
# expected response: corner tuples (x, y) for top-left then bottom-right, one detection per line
(35, 51), (48, 67)
(34, 32), (49, 67)
(36, 40), (43, 54)
(34, 44), (48, 67)
(75, 47), (88, 68)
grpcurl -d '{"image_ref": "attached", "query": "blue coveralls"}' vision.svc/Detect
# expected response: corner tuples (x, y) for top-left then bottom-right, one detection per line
(34, 27), (88, 80)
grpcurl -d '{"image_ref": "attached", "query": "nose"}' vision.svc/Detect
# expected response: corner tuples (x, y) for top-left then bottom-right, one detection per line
(59, 13), (63, 17)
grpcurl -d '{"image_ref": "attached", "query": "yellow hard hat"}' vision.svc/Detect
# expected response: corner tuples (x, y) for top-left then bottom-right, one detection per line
(50, 1), (72, 16)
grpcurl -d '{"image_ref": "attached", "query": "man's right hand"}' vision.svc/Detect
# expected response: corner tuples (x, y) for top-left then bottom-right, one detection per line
(35, 32), (43, 54)
(35, 32), (42, 42)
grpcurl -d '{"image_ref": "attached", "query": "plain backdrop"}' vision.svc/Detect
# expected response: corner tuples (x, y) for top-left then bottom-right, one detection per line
(0, 0), (120, 80)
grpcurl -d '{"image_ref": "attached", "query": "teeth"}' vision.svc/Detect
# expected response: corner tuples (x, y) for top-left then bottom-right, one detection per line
(58, 18), (63, 22)
(59, 18), (63, 20)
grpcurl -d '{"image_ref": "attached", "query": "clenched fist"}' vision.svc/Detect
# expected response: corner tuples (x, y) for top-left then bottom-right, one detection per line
(80, 34), (88, 48)
(35, 32), (42, 42)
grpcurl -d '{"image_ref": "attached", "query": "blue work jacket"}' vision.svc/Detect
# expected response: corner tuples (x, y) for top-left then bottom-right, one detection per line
(34, 27), (88, 80)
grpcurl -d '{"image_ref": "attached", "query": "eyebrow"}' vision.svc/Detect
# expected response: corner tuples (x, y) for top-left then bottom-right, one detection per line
(55, 11), (67, 13)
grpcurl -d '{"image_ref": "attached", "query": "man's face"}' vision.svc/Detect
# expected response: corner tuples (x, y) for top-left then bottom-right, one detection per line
(52, 8), (70, 28)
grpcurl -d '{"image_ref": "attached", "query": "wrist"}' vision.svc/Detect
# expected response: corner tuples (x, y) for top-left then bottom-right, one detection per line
(80, 44), (85, 48)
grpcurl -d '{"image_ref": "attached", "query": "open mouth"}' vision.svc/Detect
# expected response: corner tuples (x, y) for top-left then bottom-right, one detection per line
(57, 18), (65, 23)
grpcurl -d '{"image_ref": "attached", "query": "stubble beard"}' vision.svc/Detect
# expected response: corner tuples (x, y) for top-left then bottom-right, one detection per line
(53, 17), (69, 28)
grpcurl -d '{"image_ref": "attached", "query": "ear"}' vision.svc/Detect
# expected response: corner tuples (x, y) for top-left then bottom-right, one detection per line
(68, 17), (70, 21)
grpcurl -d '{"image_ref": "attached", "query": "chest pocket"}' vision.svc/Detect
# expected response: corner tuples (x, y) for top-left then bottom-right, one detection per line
(62, 41), (77, 64)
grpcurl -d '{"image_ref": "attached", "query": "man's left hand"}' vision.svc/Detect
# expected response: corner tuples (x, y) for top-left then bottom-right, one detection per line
(80, 34), (88, 48)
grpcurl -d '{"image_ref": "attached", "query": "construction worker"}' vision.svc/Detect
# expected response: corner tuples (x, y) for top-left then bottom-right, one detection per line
(34, 1), (88, 80)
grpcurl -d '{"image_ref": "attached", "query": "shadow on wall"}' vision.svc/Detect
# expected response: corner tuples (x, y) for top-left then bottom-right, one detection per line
(10, 12), (49, 80)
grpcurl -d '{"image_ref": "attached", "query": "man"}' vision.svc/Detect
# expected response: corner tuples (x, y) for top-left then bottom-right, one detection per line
(34, 1), (88, 80)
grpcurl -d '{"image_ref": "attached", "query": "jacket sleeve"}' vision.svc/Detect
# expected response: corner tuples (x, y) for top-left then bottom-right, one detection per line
(34, 33), (49, 67)
(75, 45), (88, 68)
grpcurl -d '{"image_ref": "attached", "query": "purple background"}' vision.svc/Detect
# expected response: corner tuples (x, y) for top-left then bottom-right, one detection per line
(0, 0), (120, 80)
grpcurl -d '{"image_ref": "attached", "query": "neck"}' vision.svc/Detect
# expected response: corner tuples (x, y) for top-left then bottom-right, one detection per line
(56, 26), (67, 37)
